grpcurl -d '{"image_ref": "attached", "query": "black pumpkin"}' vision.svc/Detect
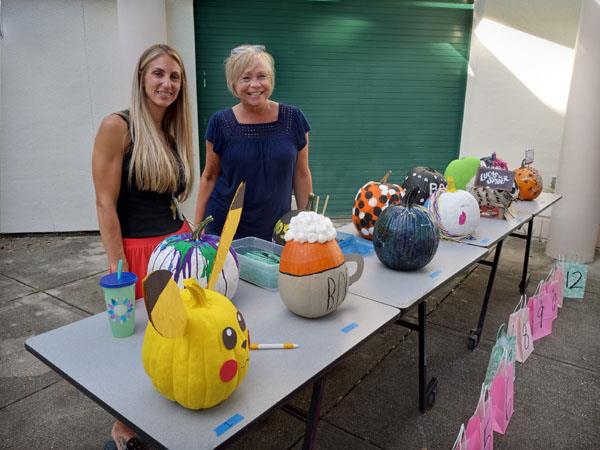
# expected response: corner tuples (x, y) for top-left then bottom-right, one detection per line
(401, 167), (446, 206)
(272, 194), (315, 245)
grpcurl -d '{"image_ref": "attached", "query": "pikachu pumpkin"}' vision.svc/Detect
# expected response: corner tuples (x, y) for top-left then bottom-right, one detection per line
(142, 181), (250, 409)
(141, 270), (250, 409)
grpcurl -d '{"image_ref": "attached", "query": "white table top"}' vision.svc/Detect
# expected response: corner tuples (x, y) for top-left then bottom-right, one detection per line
(337, 224), (488, 309)
(26, 282), (399, 449)
(512, 192), (562, 216)
(457, 212), (533, 248)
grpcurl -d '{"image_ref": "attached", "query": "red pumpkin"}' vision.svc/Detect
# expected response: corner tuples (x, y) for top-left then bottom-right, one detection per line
(514, 160), (543, 200)
(352, 170), (404, 240)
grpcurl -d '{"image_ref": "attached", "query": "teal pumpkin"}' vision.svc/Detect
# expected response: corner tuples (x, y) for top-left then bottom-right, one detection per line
(373, 190), (440, 271)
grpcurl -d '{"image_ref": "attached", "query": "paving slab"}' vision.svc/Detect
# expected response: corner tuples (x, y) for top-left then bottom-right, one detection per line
(223, 410), (305, 450)
(288, 323), (409, 414)
(0, 293), (88, 408)
(428, 257), (600, 372)
(0, 379), (115, 449)
(325, 324), (600, 450)
(325, 325), (493, 449)
(46, 272), (108, 315)
(0, 234), (106, 290)
(291, 419), (383, 450)
(0, 273), (35, 306)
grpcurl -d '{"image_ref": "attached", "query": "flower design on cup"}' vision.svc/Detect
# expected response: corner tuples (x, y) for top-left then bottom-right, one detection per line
(107, 298), (134, 323)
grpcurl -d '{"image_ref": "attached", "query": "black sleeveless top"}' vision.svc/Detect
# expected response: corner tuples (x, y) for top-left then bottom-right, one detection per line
(115, 111), (185, 238)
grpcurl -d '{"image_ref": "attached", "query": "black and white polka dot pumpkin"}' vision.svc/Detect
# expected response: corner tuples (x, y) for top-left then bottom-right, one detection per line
(401, 167), (447, 206)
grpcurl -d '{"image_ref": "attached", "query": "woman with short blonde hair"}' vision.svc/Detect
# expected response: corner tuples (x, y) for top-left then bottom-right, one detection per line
(194, 44), (313, 240)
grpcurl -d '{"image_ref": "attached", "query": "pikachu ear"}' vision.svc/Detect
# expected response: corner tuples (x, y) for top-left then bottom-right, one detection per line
(143, 270), (187, 338)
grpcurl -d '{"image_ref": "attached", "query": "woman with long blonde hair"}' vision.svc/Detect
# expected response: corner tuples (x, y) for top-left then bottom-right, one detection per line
(92, 44), (194, 447)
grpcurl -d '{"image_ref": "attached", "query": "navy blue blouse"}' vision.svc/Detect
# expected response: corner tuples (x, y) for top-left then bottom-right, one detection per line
(205, 103), (310, 240)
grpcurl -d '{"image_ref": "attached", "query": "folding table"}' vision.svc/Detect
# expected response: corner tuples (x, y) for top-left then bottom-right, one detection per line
(459, 192), (562, 349)
(26, 283), (399, 449)
(338, 224), (488, 412)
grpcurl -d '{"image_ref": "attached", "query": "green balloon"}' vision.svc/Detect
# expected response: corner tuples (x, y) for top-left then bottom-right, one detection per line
(444, 157), (481, 190)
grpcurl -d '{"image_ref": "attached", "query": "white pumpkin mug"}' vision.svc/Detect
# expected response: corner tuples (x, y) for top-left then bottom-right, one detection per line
(278, 253), (364, 319)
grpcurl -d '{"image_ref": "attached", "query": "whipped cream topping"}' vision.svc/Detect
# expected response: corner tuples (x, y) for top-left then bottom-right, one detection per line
(284, 211), (337, 243)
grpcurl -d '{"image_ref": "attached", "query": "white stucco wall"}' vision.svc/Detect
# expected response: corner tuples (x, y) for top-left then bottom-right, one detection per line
(461, 0), (582, 184)
(0, 0), (197, 233)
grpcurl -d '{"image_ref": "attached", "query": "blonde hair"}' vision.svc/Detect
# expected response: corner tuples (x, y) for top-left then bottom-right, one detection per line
(128, 44), (194, 201)
(225, 45), (275, 97)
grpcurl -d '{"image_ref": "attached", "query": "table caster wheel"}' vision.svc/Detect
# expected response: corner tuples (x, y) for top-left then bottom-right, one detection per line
(468, 331), (480, 351)
(425, 378), (438, 409)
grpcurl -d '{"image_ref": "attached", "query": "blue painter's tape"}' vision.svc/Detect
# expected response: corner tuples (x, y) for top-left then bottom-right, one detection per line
(429, 270), (442, 278)
(341, 322), (359, 333)
(480, 238), (490, 244)
(214, 413), (245, 437)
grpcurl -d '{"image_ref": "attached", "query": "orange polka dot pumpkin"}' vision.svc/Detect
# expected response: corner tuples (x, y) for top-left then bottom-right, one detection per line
(514, 160), (543, 200)
(352, 171), (404, 240)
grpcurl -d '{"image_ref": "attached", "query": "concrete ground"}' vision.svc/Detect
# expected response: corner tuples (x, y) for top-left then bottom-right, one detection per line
(0, 232), (598, 449)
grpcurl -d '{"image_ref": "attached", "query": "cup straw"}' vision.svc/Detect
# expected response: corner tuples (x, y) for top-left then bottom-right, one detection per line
(117, 259), (123, 281)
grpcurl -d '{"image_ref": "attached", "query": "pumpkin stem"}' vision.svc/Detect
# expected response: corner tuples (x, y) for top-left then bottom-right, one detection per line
(183, 278), (209, 306)
(446, 176), (457, 192)
(380, 170), (392, 184)
(192, 215), (214, 240)
(521, 158), (527, 168)
(403, 187), (420, 207)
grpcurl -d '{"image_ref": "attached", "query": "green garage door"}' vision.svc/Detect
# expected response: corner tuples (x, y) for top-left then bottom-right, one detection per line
(194, 0), (473, 217)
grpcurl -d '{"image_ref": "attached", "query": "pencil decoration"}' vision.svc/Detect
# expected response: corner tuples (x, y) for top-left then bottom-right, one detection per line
(250, 343), (300, 350)
(207, 182), (246, 290)
(314, 196), (320, 213)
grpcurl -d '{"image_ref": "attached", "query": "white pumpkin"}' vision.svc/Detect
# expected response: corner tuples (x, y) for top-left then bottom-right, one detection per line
(428, 176), (480, 240)
(147, 218), (239, 299)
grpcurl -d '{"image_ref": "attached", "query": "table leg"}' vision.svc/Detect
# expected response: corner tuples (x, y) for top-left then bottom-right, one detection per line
(302, 377), (326, 450)
(519, 219), (533, 293)
(468, 239), (504, 350)
(396, 301), (437, 412)
(417, 300), (438, 412)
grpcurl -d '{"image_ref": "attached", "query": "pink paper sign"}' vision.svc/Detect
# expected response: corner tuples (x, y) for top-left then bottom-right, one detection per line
(529, 293), (553, 341)
(490, 360), (515, 434)
(508, 307), (534, 363)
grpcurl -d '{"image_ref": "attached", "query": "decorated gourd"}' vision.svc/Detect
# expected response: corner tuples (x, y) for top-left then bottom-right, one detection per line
(514, 160), (543, 200)
(428, 177), (480, 240)
(401, 167), (446, 206)
(373, 190), (440, 271)
(141, 271), (250, 409)
(480, 152), (509, 170)
(352, 170), (404, 240)
(147, 216), (239, 299)
(272, 193), (316, 245)
(444, 157), (481, 190)
(279, 212), (364, 318)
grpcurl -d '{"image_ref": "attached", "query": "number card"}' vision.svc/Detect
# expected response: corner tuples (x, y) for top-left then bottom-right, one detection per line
(508, 306), (533, 363)
(562, 262), (588, 299)
(524, 148), (535, 165)
(528, 293), (553, 341)
(466, 385), (494, 450)
(490, 359), (515, 434)
(474, 167), (515, 191)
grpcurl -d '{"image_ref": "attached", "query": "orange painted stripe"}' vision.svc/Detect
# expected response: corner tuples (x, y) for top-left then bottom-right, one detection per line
(279, 240), (345, 276)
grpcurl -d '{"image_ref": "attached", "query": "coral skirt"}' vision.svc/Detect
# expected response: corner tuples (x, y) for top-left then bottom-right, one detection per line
(121, 222), (191, 299)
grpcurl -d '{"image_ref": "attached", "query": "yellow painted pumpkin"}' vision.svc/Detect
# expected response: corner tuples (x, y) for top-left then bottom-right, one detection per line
(141, 270), (250, 409)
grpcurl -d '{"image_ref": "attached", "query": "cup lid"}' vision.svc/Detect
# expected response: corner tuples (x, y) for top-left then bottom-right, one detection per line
(99, 272), (137, 288)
